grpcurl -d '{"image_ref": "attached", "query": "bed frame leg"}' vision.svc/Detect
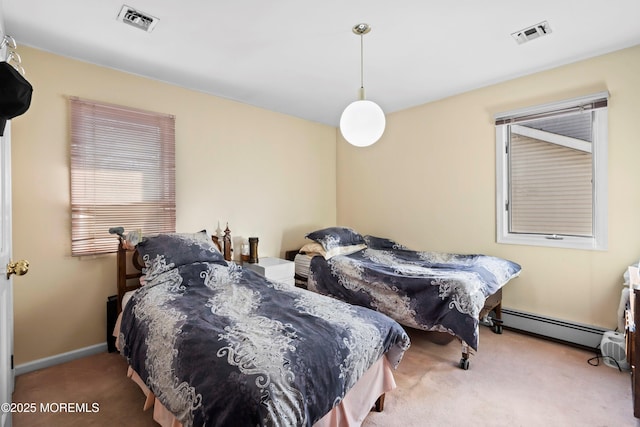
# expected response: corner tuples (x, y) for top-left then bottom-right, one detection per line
(459, 342), (470, 370)
(492, 302), (504, 334)
(374, 394), (385, 412)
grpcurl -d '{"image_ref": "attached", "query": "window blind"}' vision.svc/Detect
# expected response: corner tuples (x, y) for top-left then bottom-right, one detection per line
(70, 97), (176, 256)
(509, 132), (593, 236)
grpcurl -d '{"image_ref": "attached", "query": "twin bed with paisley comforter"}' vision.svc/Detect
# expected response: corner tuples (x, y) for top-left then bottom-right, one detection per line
(294, 227), (522, 370)
(113, 231), (410, 427)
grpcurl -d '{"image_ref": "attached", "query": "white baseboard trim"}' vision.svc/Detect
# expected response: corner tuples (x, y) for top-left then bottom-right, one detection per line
(502, 308), (609, 350)
(15, 342), (108, 376)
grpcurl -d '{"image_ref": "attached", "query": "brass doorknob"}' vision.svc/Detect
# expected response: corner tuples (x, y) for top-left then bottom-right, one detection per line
(7, 259), (29, 279)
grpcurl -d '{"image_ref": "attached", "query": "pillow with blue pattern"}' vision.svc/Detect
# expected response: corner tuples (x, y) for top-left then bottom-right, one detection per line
(137, 231), (227, 281)
(305, 227), (366, 259)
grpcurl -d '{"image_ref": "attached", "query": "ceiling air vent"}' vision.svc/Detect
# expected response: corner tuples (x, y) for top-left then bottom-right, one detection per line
(511, 21), (551, 44)
(117, 5), (159, 32)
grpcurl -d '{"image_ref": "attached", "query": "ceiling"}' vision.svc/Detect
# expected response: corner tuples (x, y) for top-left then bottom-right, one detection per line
(2, 0), (639, 127)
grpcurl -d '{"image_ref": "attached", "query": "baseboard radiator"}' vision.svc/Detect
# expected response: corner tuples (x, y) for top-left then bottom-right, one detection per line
(501, 308), (609, 350)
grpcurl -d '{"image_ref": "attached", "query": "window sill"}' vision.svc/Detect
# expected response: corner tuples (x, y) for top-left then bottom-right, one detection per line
(497, 234), (606, 251)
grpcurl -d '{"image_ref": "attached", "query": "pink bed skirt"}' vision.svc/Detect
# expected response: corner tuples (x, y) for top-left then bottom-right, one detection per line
(125, 356), (396, 427)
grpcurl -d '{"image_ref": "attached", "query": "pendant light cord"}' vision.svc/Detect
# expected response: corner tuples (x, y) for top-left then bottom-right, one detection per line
(360, 34), (364, 90)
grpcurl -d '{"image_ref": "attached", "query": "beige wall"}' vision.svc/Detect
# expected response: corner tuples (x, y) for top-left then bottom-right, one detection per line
(337, 44), (640, 330)
(11, 47), (337, 365)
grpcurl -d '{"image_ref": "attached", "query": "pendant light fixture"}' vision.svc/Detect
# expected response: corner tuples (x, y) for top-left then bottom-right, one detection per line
(340, 23), (385, 147)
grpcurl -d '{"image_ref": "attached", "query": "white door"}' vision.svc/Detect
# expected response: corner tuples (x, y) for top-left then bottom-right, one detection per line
(0, 122), (14, 427)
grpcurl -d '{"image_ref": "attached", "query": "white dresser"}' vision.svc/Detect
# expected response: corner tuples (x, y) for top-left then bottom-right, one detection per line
(243, 257), (295, 287)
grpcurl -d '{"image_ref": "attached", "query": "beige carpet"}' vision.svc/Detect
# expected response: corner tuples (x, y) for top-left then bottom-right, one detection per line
(12, 327), (636, 426)
(364, 328), (635, 427)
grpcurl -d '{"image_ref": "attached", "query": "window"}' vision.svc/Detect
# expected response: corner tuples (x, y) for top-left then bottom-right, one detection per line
(70, 97), (175, 256)
(495, 92), (608, 250)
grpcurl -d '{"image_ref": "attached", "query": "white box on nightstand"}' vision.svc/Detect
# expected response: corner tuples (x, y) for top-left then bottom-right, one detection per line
(243, 257), (295, 286)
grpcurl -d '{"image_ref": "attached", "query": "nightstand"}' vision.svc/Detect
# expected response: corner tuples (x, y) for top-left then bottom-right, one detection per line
(243, 257), (295, 286)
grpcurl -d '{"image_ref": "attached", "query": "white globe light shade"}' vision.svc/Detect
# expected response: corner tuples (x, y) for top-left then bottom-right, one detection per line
(339, 99), (386, 147)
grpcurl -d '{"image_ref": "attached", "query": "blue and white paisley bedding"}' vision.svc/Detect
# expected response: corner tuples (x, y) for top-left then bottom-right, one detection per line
(119, 261), (410, 427)
(307, 237), (521, 352)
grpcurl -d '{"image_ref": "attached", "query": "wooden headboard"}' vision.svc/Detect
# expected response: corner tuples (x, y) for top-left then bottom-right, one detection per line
(116, 239), (144, 314)
(116, 235), (223, 314)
